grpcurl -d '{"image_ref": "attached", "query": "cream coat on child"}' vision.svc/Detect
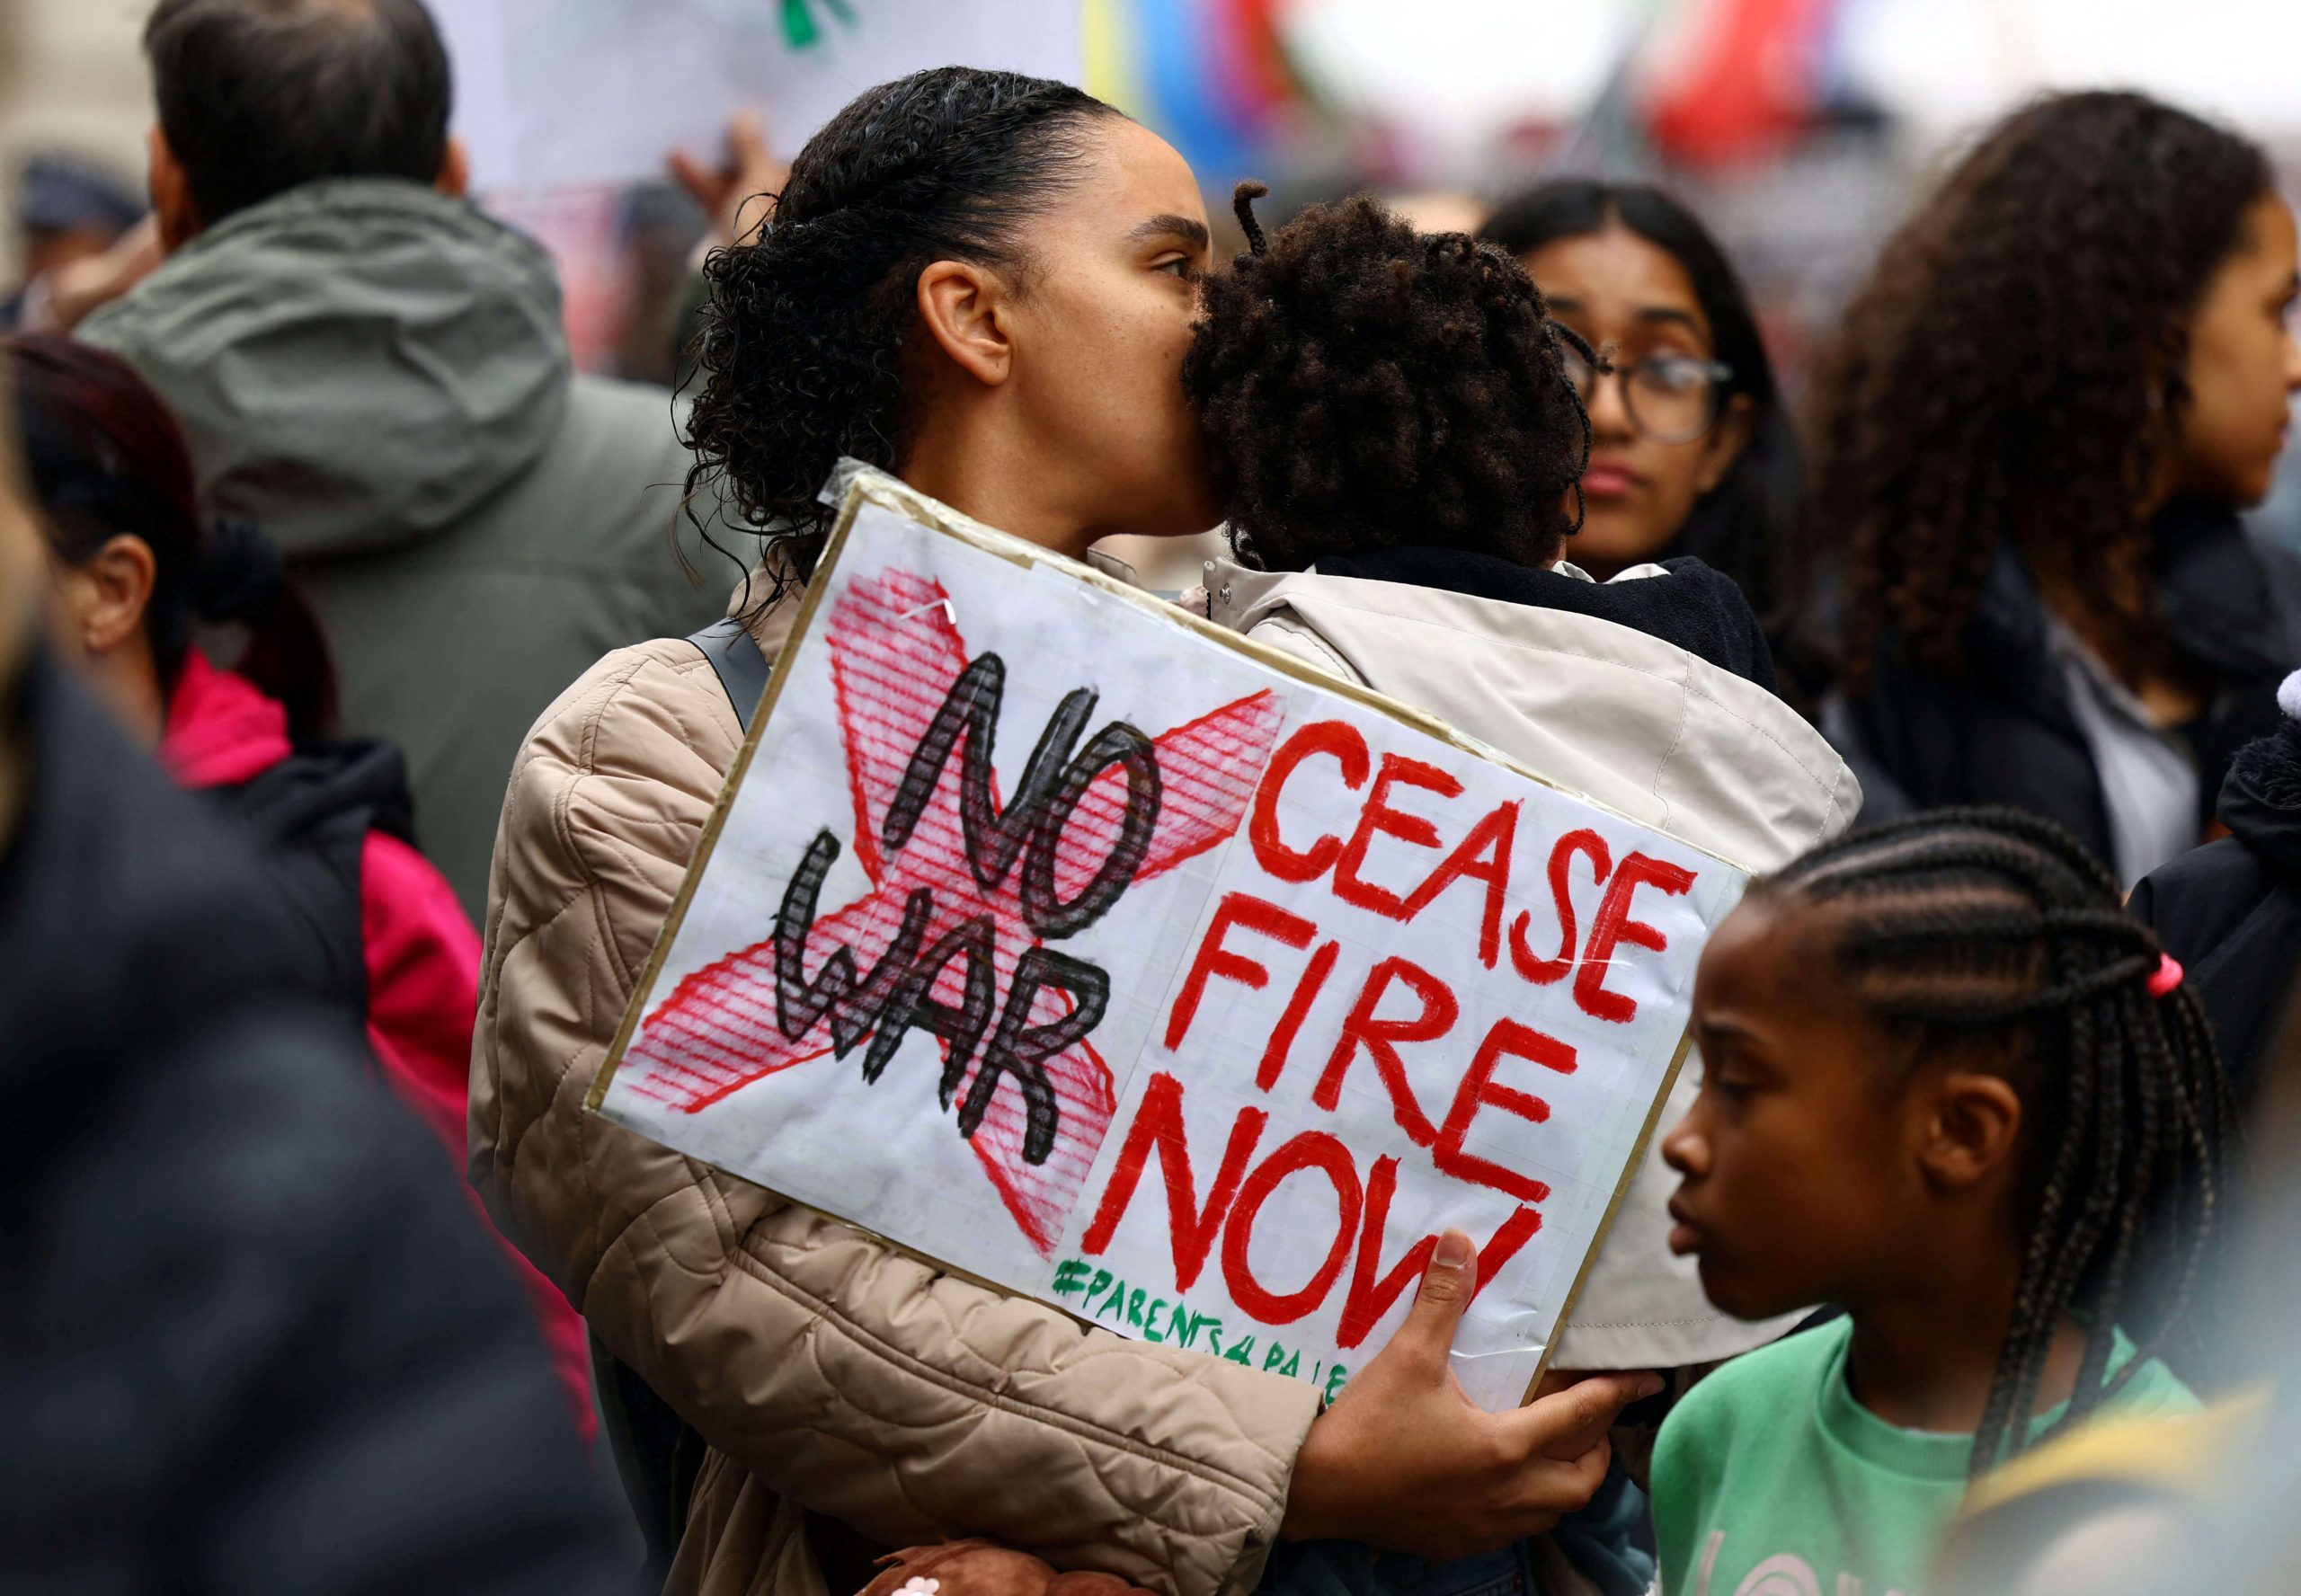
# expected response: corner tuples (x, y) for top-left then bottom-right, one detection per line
(1204, 555), (1862, 1370)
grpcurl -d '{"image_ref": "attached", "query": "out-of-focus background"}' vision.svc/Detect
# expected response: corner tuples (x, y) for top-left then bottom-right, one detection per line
(9, 0), (2297, 427)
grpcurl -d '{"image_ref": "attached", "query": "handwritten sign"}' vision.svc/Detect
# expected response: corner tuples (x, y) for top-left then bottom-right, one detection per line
(591, 468), (1746, 1410)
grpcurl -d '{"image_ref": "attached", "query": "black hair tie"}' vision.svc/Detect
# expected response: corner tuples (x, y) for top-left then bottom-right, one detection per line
(1232, 181), (1270, 257)
(192, 517), (284, 625)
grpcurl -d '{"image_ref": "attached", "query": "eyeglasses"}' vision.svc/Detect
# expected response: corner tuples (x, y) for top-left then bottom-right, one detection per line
(1560, 348), (1735, 446)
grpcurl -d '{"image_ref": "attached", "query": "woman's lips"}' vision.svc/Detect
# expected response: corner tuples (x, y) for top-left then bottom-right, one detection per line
(1581, 462), (1639, 499)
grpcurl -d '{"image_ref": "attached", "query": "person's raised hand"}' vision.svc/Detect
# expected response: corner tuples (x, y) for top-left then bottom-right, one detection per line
(1279, 1229), (1661, 1557)
(41, 217), (163, 332)
(670, 111), (787, 246)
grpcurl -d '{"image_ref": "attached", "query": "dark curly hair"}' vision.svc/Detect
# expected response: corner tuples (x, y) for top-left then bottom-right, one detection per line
(681, 67), (1123, 590)
(1814, 91), (2271, 687)
(1185, 184), (1596, 572)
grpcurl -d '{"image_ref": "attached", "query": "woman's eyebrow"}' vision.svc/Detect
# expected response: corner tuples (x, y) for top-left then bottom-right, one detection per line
(1636, 306), (1706, 334)
(1130, 214), (1212, 253)
(1693, 1012), (1769, 1051)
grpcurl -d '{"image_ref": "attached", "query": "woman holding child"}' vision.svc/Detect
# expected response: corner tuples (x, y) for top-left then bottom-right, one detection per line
(473, 67), (1659, 1596)
(477, 57), (2237, 1596)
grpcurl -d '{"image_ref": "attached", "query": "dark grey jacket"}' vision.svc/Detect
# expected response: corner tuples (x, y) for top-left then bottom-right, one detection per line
(0, 654), (631, 1594)
(82, 179), (724, 915)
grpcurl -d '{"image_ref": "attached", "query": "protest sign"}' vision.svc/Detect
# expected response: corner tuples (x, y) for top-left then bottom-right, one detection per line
(590, 466), (1748, 1410)
(431, 0), (1082, 192)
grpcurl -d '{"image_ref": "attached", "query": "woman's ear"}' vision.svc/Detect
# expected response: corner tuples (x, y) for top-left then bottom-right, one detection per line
(1921, 1068), (2024, 1192)
(147, 127), (200, 253)
(916, 260), (1015, 388)
(435, 136), (472, 199)
(1693, 394), (1757, 496)
(60, 536), (159, 658)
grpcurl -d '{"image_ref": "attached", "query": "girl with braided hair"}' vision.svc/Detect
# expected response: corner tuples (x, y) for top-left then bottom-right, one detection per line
(1817, 91), (2301, 887)
(1651, 808), (2229, 1596)
(476, 68), (1656, 1596)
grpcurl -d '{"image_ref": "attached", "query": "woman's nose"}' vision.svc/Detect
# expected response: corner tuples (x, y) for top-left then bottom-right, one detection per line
(1585, 368), (1636, 439)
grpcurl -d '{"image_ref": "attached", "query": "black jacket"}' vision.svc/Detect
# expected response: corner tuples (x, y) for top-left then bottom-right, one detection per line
(2129, 712), (2301, 1106)
(213, 735), (419, 1018)
(1832, 502), (2301, 873)
(0, 655), (628, 1595)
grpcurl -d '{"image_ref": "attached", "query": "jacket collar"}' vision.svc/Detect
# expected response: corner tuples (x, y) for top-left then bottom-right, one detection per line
(1204, 554), (1857, 872)
(1305, 545), (1777, 691)
(2154, 498), (2295, 682)
(160, 652), (291, 789)
(1963, 501), (2293, 694)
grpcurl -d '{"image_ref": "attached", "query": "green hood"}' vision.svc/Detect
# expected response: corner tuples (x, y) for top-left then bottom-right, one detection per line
(81, 179), (571, 559)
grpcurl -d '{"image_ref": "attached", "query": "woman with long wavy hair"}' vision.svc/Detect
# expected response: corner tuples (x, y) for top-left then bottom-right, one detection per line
(1816, 90), (2301, 884)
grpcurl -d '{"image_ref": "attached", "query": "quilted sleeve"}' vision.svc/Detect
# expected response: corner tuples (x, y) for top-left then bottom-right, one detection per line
(469, 641), (1320, 1596)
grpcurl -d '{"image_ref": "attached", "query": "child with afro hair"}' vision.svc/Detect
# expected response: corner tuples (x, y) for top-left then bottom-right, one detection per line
(1188, 187), (1862, 1596)
(1186, 183), (1595, 574)
(1186, 183), (1786, 687)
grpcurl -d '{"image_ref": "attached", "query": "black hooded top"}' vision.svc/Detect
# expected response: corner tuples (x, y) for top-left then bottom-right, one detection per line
(1313, 546), (1779, 690)
(0, 653), (629, 1594)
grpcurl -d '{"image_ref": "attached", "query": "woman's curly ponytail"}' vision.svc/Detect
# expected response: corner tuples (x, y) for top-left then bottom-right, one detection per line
(680, 66), (1123, 593)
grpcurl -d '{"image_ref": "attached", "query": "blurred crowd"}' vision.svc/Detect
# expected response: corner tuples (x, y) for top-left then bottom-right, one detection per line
(8, 3), (2301, 1595)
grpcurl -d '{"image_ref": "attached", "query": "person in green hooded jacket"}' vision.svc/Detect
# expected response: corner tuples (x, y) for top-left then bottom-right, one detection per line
(78, 0), (728, 917)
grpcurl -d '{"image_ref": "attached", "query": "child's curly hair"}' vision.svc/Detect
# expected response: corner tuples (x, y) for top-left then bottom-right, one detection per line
(1184, 183), (1598, 573)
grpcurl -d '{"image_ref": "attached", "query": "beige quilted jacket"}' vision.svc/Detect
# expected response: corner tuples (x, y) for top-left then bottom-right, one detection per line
(469, 574), (1320, 1596)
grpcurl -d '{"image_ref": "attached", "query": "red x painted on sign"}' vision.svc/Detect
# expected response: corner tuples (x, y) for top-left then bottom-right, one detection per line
(621, 565), (1284, 1253)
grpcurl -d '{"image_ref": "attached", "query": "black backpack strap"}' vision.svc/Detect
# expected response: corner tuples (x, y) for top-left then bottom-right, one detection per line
(689, 617), (771, 732)
(591, 1336), (707, 1581)
(601, 621), (771, 1566)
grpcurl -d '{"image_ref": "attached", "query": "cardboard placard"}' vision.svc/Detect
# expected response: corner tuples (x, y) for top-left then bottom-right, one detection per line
(591, 467), (1746, 1410)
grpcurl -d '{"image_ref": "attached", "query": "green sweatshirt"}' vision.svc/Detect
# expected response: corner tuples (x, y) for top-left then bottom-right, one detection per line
(1651, 1316), (2198, 1596)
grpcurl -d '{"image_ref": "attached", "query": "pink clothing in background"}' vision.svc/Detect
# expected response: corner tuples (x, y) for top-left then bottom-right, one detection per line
(162, 653), (595, 1441)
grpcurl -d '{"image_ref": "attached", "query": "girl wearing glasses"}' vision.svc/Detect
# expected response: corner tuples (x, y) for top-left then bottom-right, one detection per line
(1479, 182), (1811, 692)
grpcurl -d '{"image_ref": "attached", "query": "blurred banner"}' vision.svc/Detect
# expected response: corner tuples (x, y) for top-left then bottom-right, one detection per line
(431, 0), (1082, 191)
(1088, 0), (2301, 190)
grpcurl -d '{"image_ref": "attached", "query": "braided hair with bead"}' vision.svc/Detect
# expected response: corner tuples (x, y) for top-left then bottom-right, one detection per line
(1753, 807), (2232, 1476)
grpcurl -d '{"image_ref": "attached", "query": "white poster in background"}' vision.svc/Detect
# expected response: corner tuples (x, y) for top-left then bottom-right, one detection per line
(590, 468), (1746, 1411)
(431, 0), (1084, 193)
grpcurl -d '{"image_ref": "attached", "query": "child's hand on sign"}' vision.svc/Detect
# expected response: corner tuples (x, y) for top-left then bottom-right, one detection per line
(1278, 1230), (1662, 1558)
